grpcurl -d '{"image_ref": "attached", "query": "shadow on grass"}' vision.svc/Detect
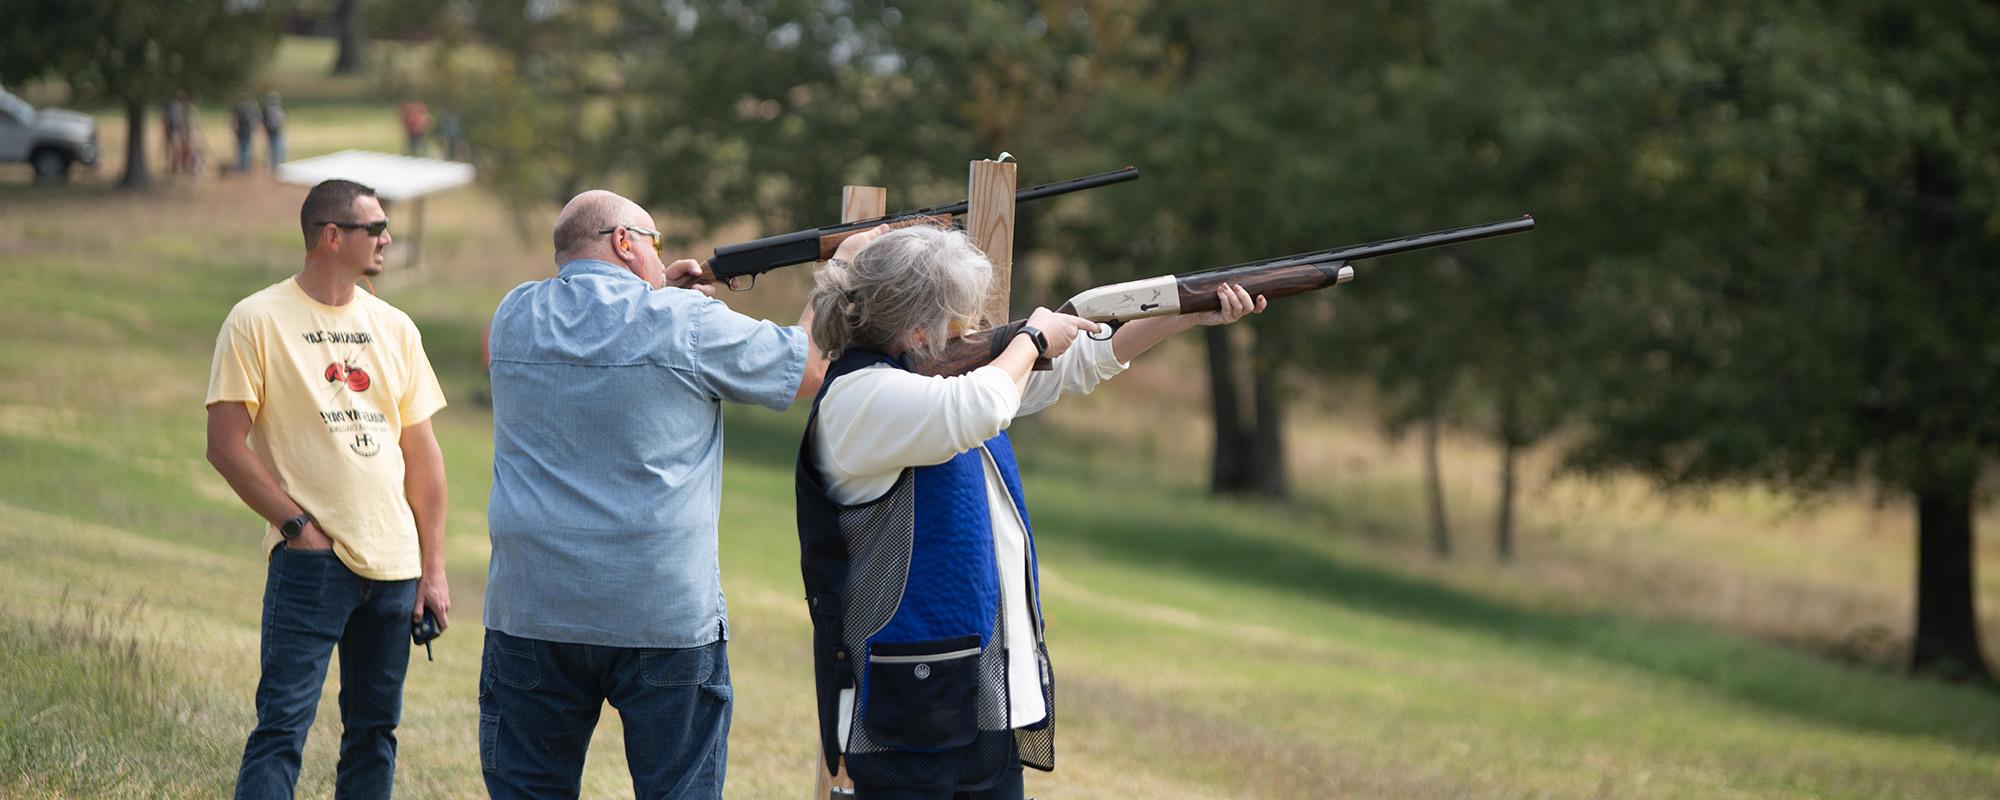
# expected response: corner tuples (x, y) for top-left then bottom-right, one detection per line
(724, 406), (2000, 755)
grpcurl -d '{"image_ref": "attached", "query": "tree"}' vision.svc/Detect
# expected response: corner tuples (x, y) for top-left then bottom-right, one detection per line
(1562, 0), (2000, 681)
(0, 0), (278, 189)
(332, 0), (368, 75)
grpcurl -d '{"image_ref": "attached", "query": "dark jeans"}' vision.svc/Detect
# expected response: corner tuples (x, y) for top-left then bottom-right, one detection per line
(852, 767), (1025, 800)
(236, 545), (417, 799)
(480, 628), (733, 800)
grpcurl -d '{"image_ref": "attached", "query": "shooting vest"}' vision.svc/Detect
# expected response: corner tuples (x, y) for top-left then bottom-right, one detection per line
(796, 350), (1055, 791)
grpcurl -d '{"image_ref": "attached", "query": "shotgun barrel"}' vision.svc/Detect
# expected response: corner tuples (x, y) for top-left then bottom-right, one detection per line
(1182, 214), (1538, 278)
(1061, 215), (1538, 321)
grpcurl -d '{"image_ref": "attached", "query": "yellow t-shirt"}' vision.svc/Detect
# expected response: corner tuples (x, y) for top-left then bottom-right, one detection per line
(205, 277), (447, 580)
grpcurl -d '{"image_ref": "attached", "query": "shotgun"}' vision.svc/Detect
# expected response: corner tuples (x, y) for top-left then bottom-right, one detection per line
(701, 166), (1140, 291)
(910, 214), (1538, 377)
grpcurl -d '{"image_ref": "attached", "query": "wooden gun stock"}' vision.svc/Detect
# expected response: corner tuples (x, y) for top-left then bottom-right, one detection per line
(910, 319), (1042, 378)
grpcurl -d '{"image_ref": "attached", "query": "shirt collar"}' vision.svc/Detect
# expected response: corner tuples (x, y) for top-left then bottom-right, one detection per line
(558, 258), (643, 283)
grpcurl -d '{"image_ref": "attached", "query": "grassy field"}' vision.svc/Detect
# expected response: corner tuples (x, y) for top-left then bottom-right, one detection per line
(2, 36), (1998, 799)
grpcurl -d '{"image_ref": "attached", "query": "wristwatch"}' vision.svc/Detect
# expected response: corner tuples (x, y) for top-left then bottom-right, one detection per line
(1015, 325), (1049, 357)
(279, 513), (313, 540)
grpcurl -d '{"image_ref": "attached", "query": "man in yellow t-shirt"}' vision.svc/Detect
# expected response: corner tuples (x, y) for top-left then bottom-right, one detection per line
(205, 178), (449, 799)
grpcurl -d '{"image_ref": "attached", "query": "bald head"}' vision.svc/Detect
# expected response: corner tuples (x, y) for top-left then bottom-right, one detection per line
(553, 190), (650, 265)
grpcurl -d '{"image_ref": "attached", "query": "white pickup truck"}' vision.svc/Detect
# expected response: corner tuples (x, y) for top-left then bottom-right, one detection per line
(0, 87), (98, 182)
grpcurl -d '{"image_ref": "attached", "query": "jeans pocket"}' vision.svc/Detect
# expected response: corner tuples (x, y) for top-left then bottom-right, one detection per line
(488, 635), (542, 690)
(268, 545), (335, 616)
(640, 642), (717, 688)
(862, 635), (981, 752)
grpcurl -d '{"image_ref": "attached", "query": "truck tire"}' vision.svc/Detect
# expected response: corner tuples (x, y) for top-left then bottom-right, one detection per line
(30, 148), (72, 182)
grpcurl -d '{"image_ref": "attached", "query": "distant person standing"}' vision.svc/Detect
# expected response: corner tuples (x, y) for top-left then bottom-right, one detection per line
(205, 179), (451, 799)
(231, 98), (259, 173)
(262, 91), (287, 170)
(436, 111), (462, 162)
(163, 95), (190, 175)
(399, 100), (428, 157)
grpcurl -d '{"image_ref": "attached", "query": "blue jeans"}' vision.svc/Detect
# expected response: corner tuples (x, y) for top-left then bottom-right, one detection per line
(236, 545), (417, 799)
(480, 628), (733, 800)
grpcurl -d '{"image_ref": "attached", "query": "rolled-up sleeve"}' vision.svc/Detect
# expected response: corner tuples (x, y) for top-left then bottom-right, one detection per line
(689, 299), (809, 410)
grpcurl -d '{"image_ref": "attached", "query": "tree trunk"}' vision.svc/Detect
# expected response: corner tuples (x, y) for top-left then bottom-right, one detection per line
(1246, 356), (1288, 499)
(1424, 409), (1451, 557)
(119, 99), (149, 190)
(1911, 478), (1991, 681)
(1496, 389), (1518, 562)
(332, 0), (367, 75)
(1205, 325), (1252, 494)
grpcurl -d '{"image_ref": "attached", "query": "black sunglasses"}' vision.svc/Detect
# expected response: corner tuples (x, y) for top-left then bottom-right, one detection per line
(320, 219), (390, 237)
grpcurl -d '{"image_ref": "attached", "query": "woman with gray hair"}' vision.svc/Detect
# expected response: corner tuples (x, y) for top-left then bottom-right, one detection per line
(796, 225), (1262, 799)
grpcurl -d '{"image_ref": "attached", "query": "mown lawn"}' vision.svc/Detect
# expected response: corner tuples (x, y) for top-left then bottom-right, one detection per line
(1, 36), (1997, 800)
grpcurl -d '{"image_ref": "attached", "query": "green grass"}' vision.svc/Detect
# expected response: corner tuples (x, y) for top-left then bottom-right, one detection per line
(1, 33), (1998, 799)
(0, 593), (237, 797)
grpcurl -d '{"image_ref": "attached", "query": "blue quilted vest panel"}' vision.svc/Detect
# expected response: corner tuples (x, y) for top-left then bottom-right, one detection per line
(873, 437), (1004, 647)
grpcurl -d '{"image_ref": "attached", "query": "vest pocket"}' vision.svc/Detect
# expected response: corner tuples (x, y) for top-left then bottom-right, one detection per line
(863, 634), (981, 751)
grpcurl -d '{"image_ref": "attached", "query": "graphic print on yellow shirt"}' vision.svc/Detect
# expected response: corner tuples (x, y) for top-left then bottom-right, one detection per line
(206, 277), (447, 580)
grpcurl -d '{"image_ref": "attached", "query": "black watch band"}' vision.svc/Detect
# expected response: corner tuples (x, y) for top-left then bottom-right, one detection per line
(280, 514), (312, 540)
(1016, 325), (1049, 357)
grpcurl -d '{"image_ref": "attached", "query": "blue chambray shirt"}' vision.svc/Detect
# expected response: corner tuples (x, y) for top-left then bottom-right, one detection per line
(484, 259), (807, 648)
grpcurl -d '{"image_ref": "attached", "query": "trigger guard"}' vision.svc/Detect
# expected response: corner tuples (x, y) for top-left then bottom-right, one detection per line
(1086, 320), (1122, 341)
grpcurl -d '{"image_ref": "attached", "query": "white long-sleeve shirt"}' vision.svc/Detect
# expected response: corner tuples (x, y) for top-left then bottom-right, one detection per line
(815, 335), (1130, 735)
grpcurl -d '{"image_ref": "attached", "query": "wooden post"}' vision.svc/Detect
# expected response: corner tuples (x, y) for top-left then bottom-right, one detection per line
(965, 159), (1018, 326)
(809, 183), (884, 800)
(841, 185), (887, 226)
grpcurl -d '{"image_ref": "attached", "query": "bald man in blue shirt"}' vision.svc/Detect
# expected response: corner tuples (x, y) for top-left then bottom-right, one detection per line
(481, 189), (880, 799)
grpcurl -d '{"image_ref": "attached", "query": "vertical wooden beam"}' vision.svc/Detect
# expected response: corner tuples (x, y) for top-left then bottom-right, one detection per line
(810, 184), (884, 800)
(841, 185), (887, 224)
(965, 159), (1018, 326)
